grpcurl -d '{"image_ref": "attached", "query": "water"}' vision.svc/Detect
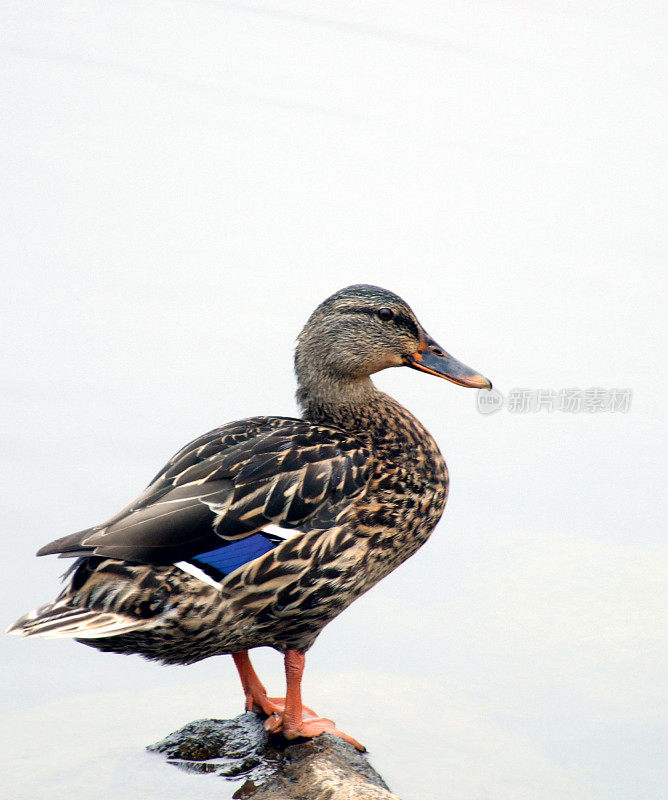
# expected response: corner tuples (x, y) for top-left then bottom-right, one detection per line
(1, 668), (589, 800)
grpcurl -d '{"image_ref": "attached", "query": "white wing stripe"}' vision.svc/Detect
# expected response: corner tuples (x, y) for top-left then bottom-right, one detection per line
(174, 561), (222, 589)
(263, 523), (302, 541)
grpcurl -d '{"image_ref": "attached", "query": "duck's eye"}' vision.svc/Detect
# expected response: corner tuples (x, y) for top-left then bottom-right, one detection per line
(377, 307), (394, 321)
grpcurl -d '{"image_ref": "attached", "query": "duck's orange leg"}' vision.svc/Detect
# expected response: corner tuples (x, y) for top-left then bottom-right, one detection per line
(263, 649), (366, 752)
(231, 650), (317, 718)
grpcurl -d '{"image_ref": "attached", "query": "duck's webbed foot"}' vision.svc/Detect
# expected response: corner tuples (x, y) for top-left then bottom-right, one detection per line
(264, 711), (366, 752)
(264, 648), (366, 752)
(232, 649), (365, 751)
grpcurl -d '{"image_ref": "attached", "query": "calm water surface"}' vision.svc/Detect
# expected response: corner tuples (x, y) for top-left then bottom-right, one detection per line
(2, 649), (591, 800)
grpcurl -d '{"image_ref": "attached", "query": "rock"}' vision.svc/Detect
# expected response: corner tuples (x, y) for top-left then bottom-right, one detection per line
(148, 713), (401, 799)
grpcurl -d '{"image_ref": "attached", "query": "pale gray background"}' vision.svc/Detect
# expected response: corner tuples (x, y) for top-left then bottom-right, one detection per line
(1, 2), (666, 799)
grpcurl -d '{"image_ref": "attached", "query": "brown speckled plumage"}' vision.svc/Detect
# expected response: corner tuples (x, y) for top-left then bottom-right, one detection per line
(9, 285), (489, 736)
(61, 391), (447, 662)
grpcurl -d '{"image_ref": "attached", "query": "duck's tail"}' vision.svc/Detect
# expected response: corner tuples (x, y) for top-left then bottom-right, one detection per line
(6, 598), (147, 640)
(6, 557), (160, 640)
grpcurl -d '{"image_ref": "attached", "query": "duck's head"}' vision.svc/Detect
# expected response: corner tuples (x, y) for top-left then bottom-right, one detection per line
(295, 285), (491, 404)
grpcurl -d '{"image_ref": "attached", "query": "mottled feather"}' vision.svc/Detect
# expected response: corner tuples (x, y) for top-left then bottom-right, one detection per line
(9, 285), (466, 664)
(37, 417), (371, 564)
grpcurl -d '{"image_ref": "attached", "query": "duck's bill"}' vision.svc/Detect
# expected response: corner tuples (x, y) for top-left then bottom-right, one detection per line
(403, 336), (492, 389)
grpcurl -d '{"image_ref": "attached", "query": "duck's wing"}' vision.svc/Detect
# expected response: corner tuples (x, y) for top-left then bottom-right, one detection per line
(36, 416), (372, 567)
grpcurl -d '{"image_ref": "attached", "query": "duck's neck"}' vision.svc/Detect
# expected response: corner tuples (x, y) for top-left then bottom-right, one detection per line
(297, 374), (380, 428)
(296, 373), (411, 439)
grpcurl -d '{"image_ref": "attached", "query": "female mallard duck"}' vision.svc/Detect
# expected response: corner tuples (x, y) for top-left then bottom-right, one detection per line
(8, 285), (490, 750)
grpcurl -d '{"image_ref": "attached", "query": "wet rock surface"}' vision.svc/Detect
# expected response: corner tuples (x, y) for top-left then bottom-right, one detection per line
(148, 713), (401, 799)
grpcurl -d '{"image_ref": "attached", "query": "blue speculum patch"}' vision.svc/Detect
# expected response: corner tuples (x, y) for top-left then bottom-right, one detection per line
(191, 533), (281, 578)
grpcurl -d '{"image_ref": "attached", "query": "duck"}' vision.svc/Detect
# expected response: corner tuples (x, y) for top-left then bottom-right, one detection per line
(8, 284), (490, 751)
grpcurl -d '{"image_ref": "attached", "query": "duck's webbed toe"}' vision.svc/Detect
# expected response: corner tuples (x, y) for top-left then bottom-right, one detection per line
(264, 711), (366, 752)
